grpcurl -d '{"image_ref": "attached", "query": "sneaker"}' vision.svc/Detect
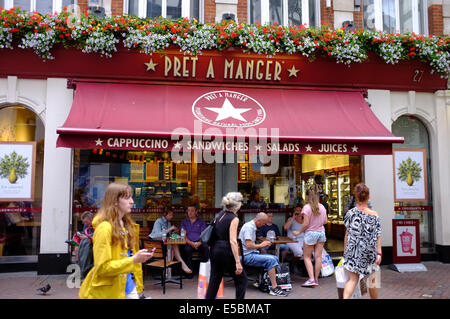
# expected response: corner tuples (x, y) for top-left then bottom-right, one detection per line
(312, 280), (319, 287)
(269, 287), (288, 297)
(301, 279), (316, 287)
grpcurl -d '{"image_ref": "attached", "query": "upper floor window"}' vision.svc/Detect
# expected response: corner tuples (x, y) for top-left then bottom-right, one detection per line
(2, 0), (77, 14)
(125, 0), (202, 22)
(363, 0), (428, 34)
(249, 0), (320, 27)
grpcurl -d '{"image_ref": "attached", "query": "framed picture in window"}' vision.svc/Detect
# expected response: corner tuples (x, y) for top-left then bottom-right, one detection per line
(0, 141), (36, 202)
(393, 148), (427, 202)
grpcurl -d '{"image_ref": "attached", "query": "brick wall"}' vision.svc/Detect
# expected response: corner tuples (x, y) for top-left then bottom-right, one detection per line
(111, 0), (124, 16)
(428, 4), (444, 35)
(354, 7), (363, 29)
(204, 0), (216, 23)
(237, 0), (248, 24)
(78, 0), (88, 13)
(320, 0), (334, 28)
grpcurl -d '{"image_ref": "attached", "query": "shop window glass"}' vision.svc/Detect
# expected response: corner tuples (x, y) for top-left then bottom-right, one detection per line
(166, 0), (182, 19)
(308, 0), (318, 27)
(128, 0), (140, 15)
(0, 106), (44, 258)
(363, 0), (376, 30)
(147, 0), (162, 18)
(13, 0), (31, 10)
(399, 0), (413, 32)
(190, 0), (200, 20)
(269, 0), (283, 25)
(392, 116), (434, 251)
(36, 0), (53, 14)
(249, 0), (261, 24)
(288, 0), (302, 26)
(382, 0), (396, 34)
(62, 0), (76, 7)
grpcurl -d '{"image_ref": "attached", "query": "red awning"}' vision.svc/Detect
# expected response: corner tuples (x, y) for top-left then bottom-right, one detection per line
(57, 82), (403, 155)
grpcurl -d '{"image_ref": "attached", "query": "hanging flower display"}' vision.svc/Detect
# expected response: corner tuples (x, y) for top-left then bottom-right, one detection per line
(0, 7), (448, 77)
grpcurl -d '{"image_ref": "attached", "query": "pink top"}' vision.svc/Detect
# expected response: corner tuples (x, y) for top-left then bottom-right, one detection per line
(301, 204), (327, 232)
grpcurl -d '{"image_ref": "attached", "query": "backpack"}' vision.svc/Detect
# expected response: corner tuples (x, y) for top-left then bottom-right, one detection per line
(256, 262), (292, 292)
(78, 237), (93, 278)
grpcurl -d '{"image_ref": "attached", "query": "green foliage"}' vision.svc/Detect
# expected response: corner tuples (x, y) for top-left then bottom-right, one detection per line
(0, 151), (29, 179)
(397, 157), (422, 184)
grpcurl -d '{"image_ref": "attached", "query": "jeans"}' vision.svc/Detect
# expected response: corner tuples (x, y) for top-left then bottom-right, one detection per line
(243, 251), (279, 272)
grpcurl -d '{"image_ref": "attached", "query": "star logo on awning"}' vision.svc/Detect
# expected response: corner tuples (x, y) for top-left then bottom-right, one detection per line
(254, 144), (262, 151)
(144, 59), (158, 72)
(287, 65), (300, 78)
(95, 138), (103, 146)
(173, 141), (181, 149)
(305, 145), (312, 152)
(205, 98), (251, 122)
(351, 145), (359, 152)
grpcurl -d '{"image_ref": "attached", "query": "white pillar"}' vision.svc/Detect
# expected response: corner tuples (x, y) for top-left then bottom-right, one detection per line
(364, 90), (395, 247)
(433, 90), (450, 249)
(40, 79), (73, 260)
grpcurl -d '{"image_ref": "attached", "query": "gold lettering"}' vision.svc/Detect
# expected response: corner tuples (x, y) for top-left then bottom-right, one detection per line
(173, 57), (181, 77)
(164, 56), (172, 77)
(256, 60), (264, 80)
(191, 57), (198, 78)
(265, 61), (273, 81)
(235, 60), (243, 80)
(182, 56), (189, 77)
(206, 59), (215, 78)
(245, 60), (254, 80)
(274, 62), (282, 81)
(224, 59), (234, 79)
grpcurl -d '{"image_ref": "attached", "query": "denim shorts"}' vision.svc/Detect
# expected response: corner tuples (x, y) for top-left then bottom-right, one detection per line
(304, 231), (326, 245)
(243, 252), (279, 272)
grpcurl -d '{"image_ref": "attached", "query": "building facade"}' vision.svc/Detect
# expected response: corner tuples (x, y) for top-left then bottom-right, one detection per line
(0, 0), (449, 274)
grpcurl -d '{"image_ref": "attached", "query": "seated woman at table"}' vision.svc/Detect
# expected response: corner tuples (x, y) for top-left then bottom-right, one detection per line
(149, 207), (192, 275)
(284, 205), (305, 258)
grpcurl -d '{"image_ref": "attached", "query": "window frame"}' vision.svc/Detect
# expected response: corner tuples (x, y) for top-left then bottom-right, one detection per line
(249, 0), (319, 27)
(123, 0), (204, 22)
(3, 0), (78, 14)
(367, 0), (428, 35)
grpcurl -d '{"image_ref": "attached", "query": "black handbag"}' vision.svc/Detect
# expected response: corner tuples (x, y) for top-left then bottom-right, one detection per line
(200, 211), (225, 245)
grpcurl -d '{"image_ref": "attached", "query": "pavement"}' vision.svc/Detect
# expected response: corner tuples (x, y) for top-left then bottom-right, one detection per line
(0, 261), (449, 299)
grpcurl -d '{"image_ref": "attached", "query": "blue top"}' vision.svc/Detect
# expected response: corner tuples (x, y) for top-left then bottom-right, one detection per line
(257, 223), (281, 238)
(238, 220), (258, 256)
(125, 250), (136, 294)
(149, 216), (172, 239)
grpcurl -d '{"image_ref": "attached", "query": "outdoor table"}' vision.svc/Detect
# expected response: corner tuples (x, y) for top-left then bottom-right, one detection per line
(257, 236), (297, 258)
(154, 236), (186, 285)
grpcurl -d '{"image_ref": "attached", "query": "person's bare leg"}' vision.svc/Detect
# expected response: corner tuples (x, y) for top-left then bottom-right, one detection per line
(303, 244), (314, 281)
(343, 271), (360, 299)
(268, 267), (277, 289)
(314, 242), (325, 282)
(172, 245), (192, 273)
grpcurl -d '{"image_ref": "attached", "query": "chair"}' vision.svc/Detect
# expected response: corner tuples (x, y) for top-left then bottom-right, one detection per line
(143, 239), (183, 294)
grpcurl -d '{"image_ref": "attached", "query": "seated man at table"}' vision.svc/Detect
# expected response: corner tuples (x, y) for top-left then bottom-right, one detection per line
(239, 212), (287, 297)
(257, 212), (289, 262)
(180, 204), (209, 279)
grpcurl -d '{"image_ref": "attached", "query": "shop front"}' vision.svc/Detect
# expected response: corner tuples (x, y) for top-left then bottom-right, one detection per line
(1, 42), (448, 272)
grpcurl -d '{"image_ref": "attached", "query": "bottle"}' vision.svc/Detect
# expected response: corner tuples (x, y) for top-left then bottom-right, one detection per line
(180, 227), (186, 239)
(162, 231), (167, 243)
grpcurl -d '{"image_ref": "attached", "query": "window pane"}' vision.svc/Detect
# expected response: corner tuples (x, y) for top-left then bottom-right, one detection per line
(166, 0), (182, 19)
(36, 0), (53, 14)
(190, 0), (200, 20)
(250, 0), (261, 24)
(309, 0), (318, 27)
(363, 0), (376, 30)
(288, 0), (302, 26)
(14, 0), (31, 10)
(0, 1), (5, 9)
(62, 0), (76, 7)
(382, 0), (396, 33)
(269, 0), (283, 25)
(418, 0), (426, 34)
(128, 0), (140, 15)
(399, 0), (413, 32)
(147, 0), (162, 18)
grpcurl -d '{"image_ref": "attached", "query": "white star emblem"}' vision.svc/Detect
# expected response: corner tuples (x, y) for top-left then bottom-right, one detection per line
(255, 144), (262, 151)
(287, 65), (300, 78)
(144, 59), (158, 71)
(205, 98), (251, 122)
(95, 138), (103, 146)
(351, 145), (359, 152)
(305, 145), (312, 152)
(173, 141), (181, 149)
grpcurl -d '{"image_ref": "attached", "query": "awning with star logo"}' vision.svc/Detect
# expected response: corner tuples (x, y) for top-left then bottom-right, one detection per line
(56, 81), (403, 155)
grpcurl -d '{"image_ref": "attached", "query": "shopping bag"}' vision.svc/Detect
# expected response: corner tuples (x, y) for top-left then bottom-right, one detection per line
(320, 249), (335, 277)
(334, 258), (362, 299)
(197, 261), (224, 299)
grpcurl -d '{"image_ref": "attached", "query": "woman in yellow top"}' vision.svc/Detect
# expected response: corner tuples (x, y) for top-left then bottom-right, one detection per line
(79, 183), (153, 299)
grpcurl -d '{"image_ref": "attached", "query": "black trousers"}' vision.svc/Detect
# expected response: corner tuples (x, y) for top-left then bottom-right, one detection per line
(205, 242), (248, 299)
(182, 242), (209, 271)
